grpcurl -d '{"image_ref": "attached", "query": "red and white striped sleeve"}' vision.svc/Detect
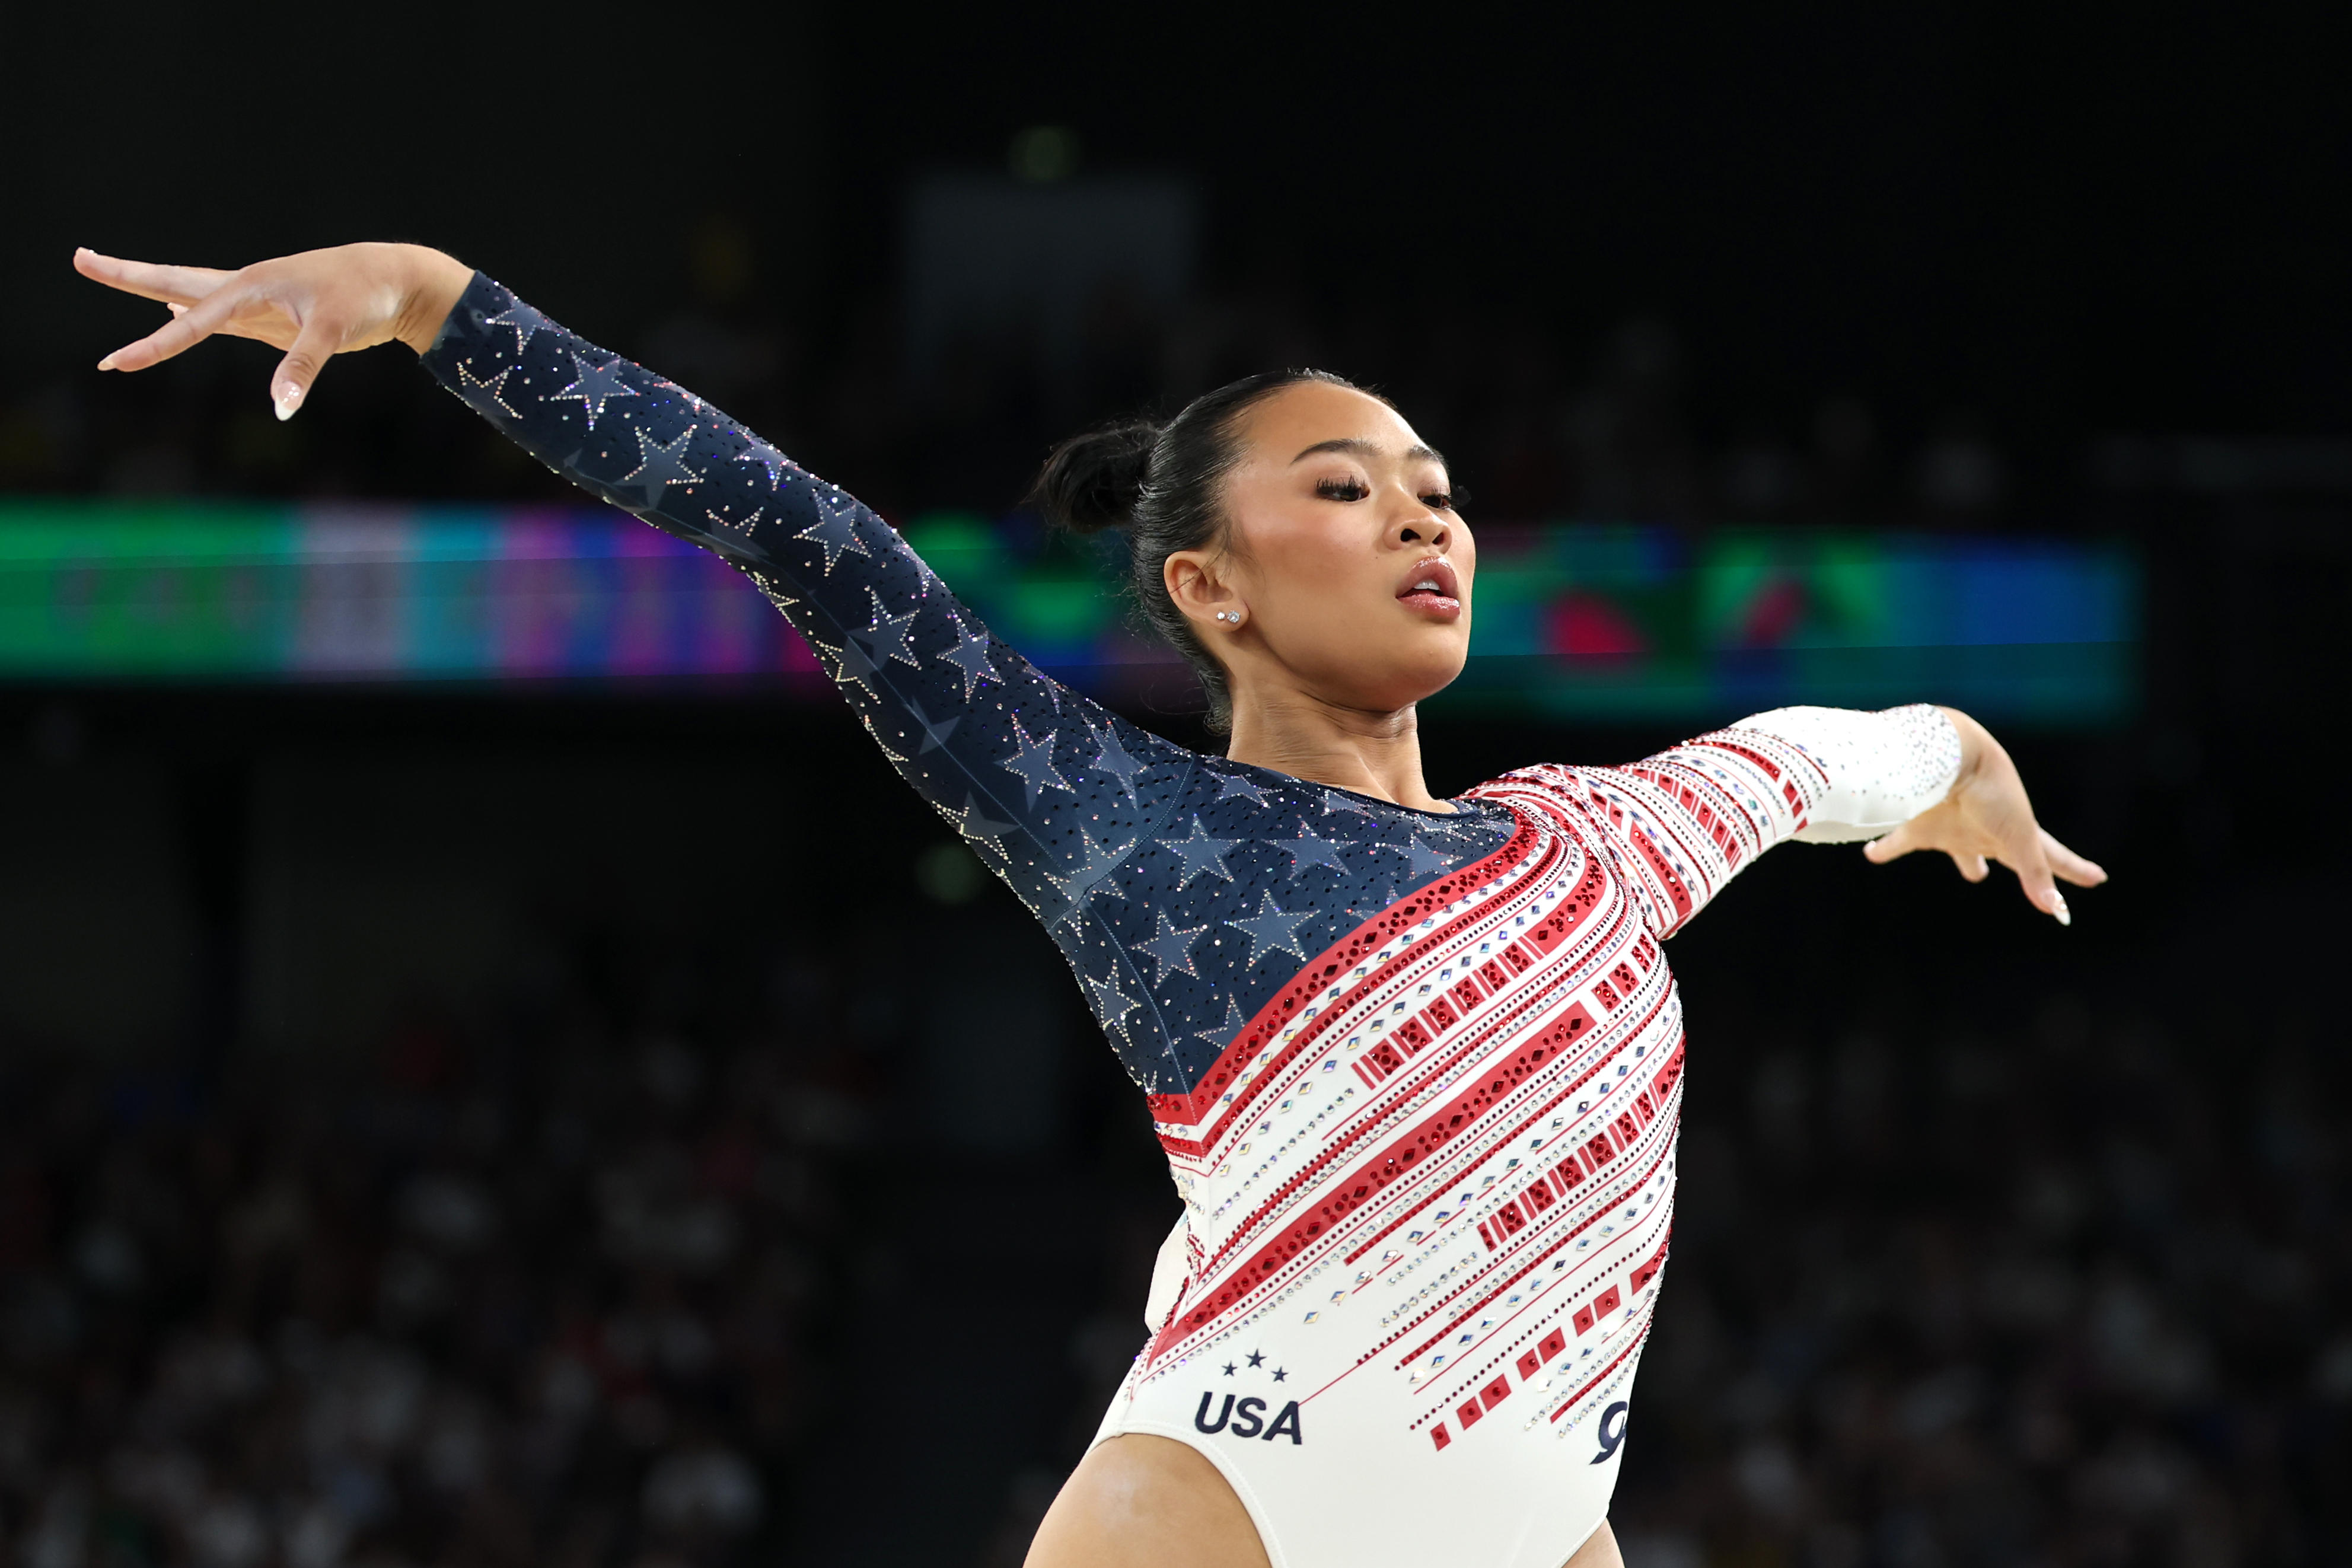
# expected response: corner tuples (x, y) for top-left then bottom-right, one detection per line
(1493, 704), (1962, 938)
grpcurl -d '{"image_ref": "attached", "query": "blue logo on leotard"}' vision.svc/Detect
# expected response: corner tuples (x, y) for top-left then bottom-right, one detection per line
(1591, 1401), (1629, 1464)
(1195, 1391), (1304, 1444)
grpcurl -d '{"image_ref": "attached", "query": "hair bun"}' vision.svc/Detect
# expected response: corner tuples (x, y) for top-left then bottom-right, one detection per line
(1031, 419), (1159, 534)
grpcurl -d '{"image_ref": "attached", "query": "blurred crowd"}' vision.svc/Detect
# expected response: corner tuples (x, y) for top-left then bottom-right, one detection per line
(1613, 983), (2351, 1568)
(0, 942), (887, 1568)
(0, 218), (2018, 531)
(3, 937), (2344, 1567)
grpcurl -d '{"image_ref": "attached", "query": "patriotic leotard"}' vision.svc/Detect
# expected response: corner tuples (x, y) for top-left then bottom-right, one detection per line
(423, 276), (1962, 1568)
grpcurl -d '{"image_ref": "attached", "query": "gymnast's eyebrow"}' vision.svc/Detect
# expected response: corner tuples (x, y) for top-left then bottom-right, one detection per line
(1290, 436), (1449, 468)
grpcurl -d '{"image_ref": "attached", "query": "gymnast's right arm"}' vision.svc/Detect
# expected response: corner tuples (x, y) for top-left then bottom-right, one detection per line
(74, 242), (1197, 918)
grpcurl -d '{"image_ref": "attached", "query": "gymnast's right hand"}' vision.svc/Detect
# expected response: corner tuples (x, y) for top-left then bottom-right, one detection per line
(76, 243), (475, 422)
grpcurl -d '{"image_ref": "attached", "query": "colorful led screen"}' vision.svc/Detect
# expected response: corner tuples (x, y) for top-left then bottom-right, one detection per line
(0, 502), (2136, 722)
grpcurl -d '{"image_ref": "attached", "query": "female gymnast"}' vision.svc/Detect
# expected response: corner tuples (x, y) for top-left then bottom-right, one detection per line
(75, 243), (2105, 1568)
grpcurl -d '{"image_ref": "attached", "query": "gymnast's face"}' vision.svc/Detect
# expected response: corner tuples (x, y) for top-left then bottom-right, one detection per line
(1166, 380), (1475, 722)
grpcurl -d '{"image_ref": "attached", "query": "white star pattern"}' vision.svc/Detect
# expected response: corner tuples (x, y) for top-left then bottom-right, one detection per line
(1404, 836), (1452, 875)
(1280, 825), (1351, 876)
(485, 300), (547, 355)
(934, 607), (999, 701)
(1212, 770), (1273, 807)
(794, 504), (869, 574)
(999, 714), (1072, 810)
(806, 630), (884, 699)
(615, 423), (704, 509)
(456, 362), (518, 419)
(1136, 912), (1210, 983)
(1159, 817), (1241, 888)
(550, 352), (639, 429)
(1086, 720), (1152, 793)
(950, 793), (1019, 859)
(849, 588), (923, 668)
(1229, 891), (1315, 967)
(1191, 995), (1250, 1053)
(1084, 969), (1146, 1053)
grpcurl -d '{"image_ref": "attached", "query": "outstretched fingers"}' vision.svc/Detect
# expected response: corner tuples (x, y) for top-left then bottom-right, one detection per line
(2041, 828), (2108, 888)
(1997, 831), (2070, 925)
(95, 283), (247, 373)
(75, 249), (234, 305)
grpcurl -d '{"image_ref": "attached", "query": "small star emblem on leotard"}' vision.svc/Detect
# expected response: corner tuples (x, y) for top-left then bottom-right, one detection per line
(1212, 770), (1272, 807)
(849, 588), (923, 669)
(1222, 1362), (1236, 1376)
(1136, 912), (1209, 983)
(1231, 893), (1315, 967)
(999, 714), (1071, 809)
(456, 362), (518, 419)
(1083, 969), (1145, 1052)
(1085, 720), (1152, 794)
(1191, 996), (1248, 1053)
(806, 630), (884, 700)
(616, 423), (704, 508)
(1247, 1350), (1265, 1368)
(1280, 825), (1350, 876)
(794, 503), (869, 573)
(550, 351), (639, 429)
(485, 299), (547, 355)
(1271, 1367), (1287, 1382)
(1404, 836), (1451, 875)
(1159, 817), (1240, 888)
(934, 607), (999, 700)
(949, 793), (1018, 859)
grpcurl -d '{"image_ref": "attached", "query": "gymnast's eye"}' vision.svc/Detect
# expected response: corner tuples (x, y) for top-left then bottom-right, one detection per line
(1422, 491), (1455, 511)
(1315, 476), (1370, 502)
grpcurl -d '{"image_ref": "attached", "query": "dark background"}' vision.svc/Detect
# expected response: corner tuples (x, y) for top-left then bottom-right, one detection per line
(0, 3), (2347, 1566)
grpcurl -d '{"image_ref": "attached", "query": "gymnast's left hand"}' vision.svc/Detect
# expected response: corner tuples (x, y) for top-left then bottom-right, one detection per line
(75, 242), (474, 422)
(1862, 706), (2108, 923)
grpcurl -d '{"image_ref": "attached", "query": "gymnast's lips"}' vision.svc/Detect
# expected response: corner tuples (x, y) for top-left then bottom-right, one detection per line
(1395, 557), (1462, 619)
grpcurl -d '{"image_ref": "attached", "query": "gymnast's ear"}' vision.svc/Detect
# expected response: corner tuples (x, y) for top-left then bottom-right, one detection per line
(1164, 550), (1244, 635)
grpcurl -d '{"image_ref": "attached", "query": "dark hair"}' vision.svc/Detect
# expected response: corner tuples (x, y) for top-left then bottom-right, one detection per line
(1030, 369), (1371, 734)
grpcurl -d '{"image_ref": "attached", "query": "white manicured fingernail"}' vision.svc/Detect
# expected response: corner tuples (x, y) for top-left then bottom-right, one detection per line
(2050, 891), (2070, 926)
(275, 384), (303, 421)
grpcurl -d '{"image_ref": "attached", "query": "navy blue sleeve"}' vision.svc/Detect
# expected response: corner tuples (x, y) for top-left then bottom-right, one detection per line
(420, 273), (1202, 926)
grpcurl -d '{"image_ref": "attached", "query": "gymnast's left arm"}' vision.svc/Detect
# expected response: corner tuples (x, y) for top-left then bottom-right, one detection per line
(1570, 703), (2107, 936)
